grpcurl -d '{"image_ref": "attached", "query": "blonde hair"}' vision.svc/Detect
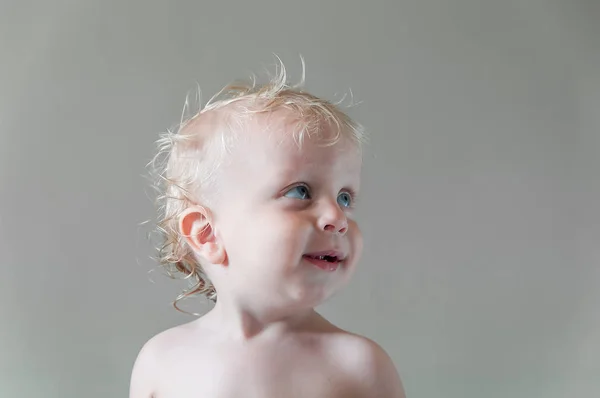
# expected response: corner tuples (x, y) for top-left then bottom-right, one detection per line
(146, 57), (366, 311)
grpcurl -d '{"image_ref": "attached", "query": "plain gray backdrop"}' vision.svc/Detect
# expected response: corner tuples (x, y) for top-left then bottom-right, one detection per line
(1, 0), (598, 397)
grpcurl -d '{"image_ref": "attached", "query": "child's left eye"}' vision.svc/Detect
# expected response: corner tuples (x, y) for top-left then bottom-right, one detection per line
(337, 192), (353, 208)
(284, 185), (311, 200)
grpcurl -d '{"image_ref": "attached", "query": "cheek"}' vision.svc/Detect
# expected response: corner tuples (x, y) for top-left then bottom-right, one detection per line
(259, 212), (308, 255)
(223, 210), (309, 266)
(348, 220), (364, 264)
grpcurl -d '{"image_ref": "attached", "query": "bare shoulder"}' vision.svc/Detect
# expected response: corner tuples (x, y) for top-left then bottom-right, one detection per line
(328, 331), (406, 398)
(129, 322), (197, 398)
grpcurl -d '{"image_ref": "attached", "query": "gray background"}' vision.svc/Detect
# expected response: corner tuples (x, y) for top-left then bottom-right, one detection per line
(1, 0), (598, 397)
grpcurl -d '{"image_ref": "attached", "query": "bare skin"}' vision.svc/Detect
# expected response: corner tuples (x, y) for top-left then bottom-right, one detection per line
(130, 110), (406, 398)
(130, 310), (405, 398)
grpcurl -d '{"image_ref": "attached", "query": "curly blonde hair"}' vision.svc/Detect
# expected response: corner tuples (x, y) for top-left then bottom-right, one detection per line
(146, 57), (366, 311)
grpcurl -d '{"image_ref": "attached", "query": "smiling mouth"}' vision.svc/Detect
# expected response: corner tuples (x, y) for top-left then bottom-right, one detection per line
(303, 252), (345, 271)
(306, 255), (340, 262)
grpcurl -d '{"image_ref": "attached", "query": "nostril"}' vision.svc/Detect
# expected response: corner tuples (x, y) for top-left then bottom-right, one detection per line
(324, 224), (347, 235)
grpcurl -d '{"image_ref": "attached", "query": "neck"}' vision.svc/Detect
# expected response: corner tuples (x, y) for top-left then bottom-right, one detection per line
(204, 295), (322, 341)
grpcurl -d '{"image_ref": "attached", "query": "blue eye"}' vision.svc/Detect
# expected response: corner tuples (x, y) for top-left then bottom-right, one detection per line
(337, 192), (353, 208)
(284, 185), (311, 200)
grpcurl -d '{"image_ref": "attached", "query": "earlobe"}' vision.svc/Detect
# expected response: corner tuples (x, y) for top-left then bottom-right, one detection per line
(178, 206), (227, 265)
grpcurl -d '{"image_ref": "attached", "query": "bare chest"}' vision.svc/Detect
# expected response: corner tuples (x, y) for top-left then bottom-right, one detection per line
(155, 343), (359, 398)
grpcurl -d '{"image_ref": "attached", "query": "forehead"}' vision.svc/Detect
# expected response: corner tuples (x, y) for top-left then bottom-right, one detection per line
(224, 113), (362, 184)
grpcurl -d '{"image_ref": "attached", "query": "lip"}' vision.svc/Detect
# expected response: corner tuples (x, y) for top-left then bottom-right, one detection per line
(303, 250), (346, 272)
(304, 250), (346, 260)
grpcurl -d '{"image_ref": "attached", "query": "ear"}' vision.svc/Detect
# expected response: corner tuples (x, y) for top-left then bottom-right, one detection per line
(178, 206), (227, 265)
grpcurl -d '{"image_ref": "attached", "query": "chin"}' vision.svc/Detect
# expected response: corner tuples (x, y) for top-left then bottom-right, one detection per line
(287, 284), (341, 308)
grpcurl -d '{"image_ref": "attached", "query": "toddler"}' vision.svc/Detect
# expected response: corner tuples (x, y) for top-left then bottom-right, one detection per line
(130, 60), (406, 398)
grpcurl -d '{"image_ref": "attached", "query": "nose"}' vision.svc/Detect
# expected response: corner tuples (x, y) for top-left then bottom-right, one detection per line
(318, 202), (348, 235)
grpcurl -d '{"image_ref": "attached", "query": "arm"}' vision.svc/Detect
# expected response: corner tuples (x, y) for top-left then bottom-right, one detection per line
(366, 344), (406, 398)
(350, 338), (407, 398)
(129, 340), (160, 398)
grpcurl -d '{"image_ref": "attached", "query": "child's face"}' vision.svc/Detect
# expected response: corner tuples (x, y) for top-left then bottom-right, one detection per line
(212, 116), (363, 309)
